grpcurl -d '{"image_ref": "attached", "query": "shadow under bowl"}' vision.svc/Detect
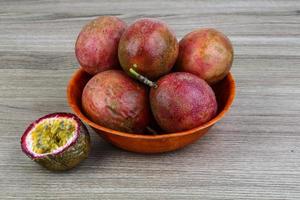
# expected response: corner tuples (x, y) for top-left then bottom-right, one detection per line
(67, 68), (235, 154)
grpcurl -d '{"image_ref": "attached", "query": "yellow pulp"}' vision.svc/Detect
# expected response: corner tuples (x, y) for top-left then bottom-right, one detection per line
(31, 118), (76, 154)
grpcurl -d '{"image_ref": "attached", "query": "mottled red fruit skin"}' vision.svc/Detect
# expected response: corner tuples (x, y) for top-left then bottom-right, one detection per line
(118, 18), (179, 80)
(75, 16), (127, 75)
(176, 28), (233, 84)
(82, 70), (150, 133)
(150, 72), (218, 133)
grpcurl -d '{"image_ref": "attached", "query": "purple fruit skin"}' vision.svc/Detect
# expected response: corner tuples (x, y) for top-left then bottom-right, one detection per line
(118, 18), (179, 79)
(82, 70), (150, 133)
(75, 16), (127, 75)
(150, 72), (218, 132)
(176, 28), (233, 84)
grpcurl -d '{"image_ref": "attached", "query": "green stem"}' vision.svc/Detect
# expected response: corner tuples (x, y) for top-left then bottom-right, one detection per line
(129, 68), (158, 88)
(146, 126), (158, 135)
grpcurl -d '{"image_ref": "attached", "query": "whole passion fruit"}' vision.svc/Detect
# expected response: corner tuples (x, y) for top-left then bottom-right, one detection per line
(118, 18), (179, 80)
(75, 16), (127, 75)
(150, 72), (218, 132)
(176, 28), (233, 84)
(82, 70), (150, 133)
(21, 113), (90, 171)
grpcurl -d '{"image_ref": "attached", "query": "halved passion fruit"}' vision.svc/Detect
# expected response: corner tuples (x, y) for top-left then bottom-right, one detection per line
(21, 113), (90, 171)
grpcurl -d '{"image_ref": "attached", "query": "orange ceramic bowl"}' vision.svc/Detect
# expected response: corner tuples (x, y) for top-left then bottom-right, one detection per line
(67, 68), (235, 153)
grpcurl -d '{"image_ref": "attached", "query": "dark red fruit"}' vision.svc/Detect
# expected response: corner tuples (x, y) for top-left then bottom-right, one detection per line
(75, 16), (127, 75)
(118, 18), (179, 80)
(150, 72), (218, 132)
(82, 70), (150, 133)
(176, 28), (233, 84)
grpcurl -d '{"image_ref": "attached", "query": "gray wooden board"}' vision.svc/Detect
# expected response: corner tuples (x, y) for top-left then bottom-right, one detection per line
(0, 0), (300, 199)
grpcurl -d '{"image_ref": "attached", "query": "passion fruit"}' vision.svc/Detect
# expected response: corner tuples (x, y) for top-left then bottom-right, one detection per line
(176, 28), (233, 84)
(21, 113), (90, 171)
(82, 70), (150, 133)
(75, 16), (127, 75)
(150, 72), (218, 132)
(118, 18), (179, 80)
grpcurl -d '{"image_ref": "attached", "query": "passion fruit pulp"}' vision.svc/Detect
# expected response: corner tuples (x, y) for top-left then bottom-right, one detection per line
(21, 113), (90, 171)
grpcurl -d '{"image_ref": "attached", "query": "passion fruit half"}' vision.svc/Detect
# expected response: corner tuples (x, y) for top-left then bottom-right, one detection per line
(21, 113), (90, 171)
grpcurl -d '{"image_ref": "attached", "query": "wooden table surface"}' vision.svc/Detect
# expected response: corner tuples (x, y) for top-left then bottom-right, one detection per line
(1, 0), (300, 199)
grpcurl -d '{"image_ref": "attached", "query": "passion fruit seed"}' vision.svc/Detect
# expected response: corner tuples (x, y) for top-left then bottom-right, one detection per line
(31, 118), (76, 155)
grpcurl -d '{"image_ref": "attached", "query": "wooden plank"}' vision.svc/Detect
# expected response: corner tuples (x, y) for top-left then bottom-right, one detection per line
(0, 0), (300, 199)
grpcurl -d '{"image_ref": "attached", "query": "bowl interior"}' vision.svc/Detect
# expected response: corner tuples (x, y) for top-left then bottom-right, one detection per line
(67, 69), (235, 138)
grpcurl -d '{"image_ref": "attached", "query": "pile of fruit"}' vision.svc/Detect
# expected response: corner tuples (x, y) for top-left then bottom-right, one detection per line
(78, 16), (233, 134)
(21, 16), (233, 171)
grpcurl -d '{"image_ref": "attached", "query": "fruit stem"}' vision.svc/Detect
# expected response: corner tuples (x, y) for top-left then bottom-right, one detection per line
(146, 126), (158, 135)
(129, 67), (158, 88)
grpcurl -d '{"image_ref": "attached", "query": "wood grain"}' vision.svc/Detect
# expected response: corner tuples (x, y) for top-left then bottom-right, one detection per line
(0, 0), (300, 199)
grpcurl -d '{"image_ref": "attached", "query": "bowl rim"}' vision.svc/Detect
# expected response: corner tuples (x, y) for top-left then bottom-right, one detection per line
(67, 68), (236, 139)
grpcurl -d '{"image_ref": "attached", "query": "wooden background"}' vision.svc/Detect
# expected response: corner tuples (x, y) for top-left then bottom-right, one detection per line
(1, 0), (300, 199)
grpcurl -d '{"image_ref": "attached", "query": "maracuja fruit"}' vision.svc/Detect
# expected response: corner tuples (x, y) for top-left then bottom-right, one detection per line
(75, 16), (127, 75)
(176, 28), (233, 84)
(21, 113), (90, 171)
(82, 70), (150, 133)
(118, 18), (179, 80)
(150, 72), (218, 132)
